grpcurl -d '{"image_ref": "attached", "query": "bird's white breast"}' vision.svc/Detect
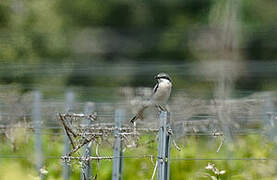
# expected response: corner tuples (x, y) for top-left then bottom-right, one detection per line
(152, 79), (172, 104)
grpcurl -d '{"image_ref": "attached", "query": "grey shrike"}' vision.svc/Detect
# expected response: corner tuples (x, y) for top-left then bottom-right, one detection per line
(130, 72), (172, 123)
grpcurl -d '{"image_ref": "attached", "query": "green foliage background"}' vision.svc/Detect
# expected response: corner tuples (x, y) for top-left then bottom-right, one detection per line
(1, 130), (277, 179)
(0, 0), (276, 90)
(0, 0), (277, 179)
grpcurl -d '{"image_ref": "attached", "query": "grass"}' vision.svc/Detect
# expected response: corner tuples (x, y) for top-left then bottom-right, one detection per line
(0, 129), (277, 180)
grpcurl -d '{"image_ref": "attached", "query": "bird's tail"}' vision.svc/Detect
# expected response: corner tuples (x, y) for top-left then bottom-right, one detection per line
(130, 116), (137, 124)
(130, 103), (149, 123)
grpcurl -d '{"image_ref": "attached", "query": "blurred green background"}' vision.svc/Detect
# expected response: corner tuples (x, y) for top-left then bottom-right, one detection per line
(0, 0), (276, 93)
(0, 0), (276, 62)
(0, 0), (277, 180)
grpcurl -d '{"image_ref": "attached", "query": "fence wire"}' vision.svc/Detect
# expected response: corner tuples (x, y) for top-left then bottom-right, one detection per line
(0, 88), (276, 180)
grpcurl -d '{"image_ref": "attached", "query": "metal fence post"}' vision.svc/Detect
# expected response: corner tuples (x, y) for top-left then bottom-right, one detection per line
(33, 91), (44, 179)
(157, 111), (171, 180)
(64, 91), (75, 180)
(112, 109), (125, 180)
(264, 92), (276, 140)
(81, 102), (95, 180)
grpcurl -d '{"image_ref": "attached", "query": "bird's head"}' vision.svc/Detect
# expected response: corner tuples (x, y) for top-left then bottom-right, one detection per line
(154, 73), (172, 82)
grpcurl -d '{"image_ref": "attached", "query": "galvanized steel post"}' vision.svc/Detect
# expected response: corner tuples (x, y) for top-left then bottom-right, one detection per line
(157, 111), (171, 180)
(81, 102), (95, 180)
(112, 109), (125, 180)
(64, 91), (74, 180)
(33, 91), (44, 179)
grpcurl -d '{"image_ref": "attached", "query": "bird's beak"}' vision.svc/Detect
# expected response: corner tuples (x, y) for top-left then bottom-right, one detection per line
(154, 75), (158, 79)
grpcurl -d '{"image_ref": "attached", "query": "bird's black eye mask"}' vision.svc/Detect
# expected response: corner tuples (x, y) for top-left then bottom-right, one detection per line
(157, 76), (172, 82)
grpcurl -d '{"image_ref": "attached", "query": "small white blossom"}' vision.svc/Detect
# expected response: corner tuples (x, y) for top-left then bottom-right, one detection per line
(205, 162), (226, 177)
(40, 167), (48, 175)
(205, 163), (214, 170)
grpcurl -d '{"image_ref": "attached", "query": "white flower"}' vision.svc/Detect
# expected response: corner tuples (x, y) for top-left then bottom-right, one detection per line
(205, 163), (214, 170)
(40, 167), (48, 175)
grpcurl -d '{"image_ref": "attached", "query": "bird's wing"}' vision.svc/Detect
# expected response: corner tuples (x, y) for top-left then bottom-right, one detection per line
(153, 83), (159, 94)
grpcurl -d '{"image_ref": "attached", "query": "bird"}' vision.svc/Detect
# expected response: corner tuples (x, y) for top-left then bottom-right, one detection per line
(130, 72), (172, 123)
